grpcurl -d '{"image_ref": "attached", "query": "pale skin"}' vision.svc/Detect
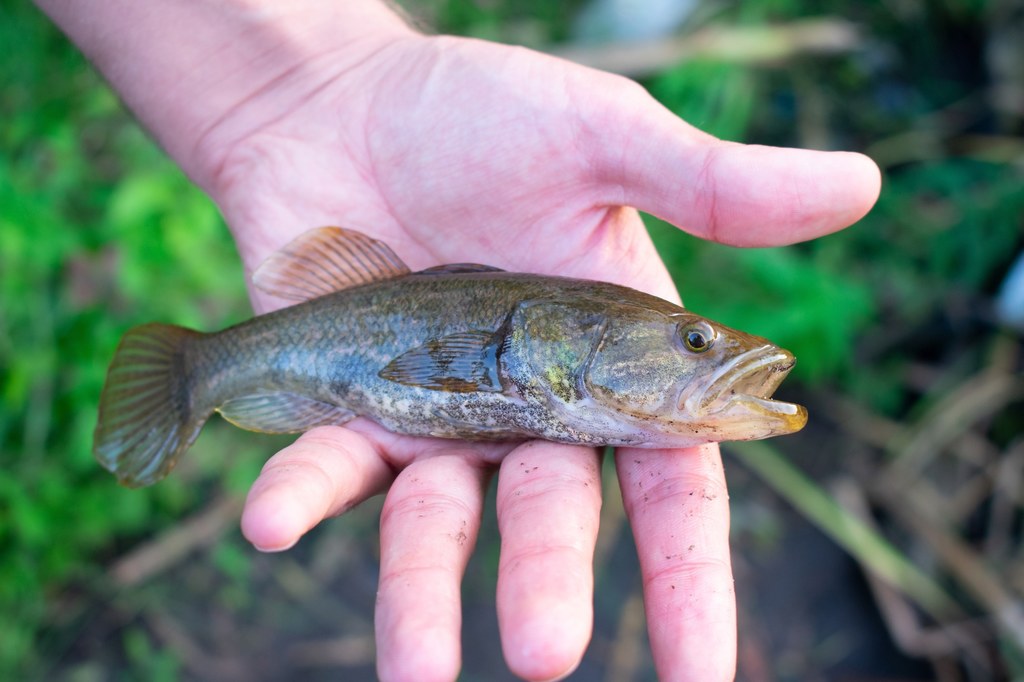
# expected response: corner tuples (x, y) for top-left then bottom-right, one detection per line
(37, 1), (881, 680)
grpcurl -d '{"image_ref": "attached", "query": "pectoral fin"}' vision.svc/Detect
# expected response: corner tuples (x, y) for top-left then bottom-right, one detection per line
(379, 331), (503, 393)
(217, 392), (355, 433)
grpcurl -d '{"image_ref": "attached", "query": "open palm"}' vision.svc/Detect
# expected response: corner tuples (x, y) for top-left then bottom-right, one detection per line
(195, 32), (879, 682)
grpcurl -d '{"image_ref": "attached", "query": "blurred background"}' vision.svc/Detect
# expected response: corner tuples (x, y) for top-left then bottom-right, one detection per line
(2, 0), (1023, 679)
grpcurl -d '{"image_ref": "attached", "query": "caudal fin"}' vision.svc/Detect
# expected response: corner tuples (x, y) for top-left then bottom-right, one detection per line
(94, 323), (208, 487)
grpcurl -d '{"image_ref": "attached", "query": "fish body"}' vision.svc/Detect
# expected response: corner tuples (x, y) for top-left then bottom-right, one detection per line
(95, 228), (807, 487)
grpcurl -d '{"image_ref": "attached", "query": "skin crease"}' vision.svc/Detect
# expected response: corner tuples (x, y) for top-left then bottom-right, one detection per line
(36, 2), (881, 680)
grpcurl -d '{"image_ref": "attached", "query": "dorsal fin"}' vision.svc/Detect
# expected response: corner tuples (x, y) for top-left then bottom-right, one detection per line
(417, 263), (505, 275)
(253, 227), (411, 302)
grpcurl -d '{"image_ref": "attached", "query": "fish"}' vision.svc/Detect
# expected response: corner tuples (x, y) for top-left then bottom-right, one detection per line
(94, 227), (807, 487)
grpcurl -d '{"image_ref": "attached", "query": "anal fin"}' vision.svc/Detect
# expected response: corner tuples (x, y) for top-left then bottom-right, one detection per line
(217, 392), (355, 433)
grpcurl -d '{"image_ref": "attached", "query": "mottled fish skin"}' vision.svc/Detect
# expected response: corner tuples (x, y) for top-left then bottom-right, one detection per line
(94, 227), (807, 487)
(192, 273), (672, 442)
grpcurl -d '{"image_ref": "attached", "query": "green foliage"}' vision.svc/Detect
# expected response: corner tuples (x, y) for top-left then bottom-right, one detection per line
(858, 160), (1024, 299)
(122, 629), (180, 682)
(0, 3), (250, 677)
(648, 60), (757, 142)
(410, 0), (586, 43)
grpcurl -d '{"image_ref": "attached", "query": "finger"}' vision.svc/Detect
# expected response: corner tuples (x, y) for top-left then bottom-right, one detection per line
(494, 442), (602, 682)
(375, 452), (489, 682)
(582, 78), (881, 246)
(240, 425), (394, 552)
(616, 444), (736, 682)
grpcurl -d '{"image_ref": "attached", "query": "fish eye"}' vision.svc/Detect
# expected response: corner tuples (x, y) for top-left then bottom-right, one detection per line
(681, 322), (716, 353)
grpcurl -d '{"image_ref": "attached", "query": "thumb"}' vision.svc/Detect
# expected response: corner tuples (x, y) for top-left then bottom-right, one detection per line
(583, 81), (881, 247)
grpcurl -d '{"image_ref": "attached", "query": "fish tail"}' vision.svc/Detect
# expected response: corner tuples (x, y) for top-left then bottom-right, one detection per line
(93, 322), (209, 487)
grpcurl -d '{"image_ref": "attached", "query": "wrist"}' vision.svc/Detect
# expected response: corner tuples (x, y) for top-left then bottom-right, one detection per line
(36, 0), (416, 188)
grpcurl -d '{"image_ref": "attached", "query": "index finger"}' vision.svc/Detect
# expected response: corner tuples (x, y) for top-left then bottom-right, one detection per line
(616, 443), (736, 682)
(240, 425), (395, 551)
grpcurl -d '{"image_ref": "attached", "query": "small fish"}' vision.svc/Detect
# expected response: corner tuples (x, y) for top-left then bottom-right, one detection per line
(95, 227), (807, 487)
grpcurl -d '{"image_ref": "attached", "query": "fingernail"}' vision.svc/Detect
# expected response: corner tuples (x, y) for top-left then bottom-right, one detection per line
(252, 538), (298, 553)
(540, 661), (581, 682)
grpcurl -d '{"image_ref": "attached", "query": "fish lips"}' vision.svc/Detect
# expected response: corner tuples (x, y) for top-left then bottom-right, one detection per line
(683, 345), (807, 434)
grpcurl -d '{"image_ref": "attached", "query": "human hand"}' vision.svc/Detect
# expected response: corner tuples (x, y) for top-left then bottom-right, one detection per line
(40, 1), (879, 678)
(196, 32), (879, 682)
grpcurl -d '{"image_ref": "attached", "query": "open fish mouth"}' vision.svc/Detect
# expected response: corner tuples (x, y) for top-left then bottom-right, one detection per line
(691, 345), (803, 419)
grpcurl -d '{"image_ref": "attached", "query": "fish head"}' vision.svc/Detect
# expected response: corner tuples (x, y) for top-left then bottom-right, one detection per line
(577, 308), (807, 444)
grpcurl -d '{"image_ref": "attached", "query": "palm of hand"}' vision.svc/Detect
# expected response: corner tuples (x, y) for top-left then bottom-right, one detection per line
(198, 32), (878, 682)
(214, 36), (685, 305)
